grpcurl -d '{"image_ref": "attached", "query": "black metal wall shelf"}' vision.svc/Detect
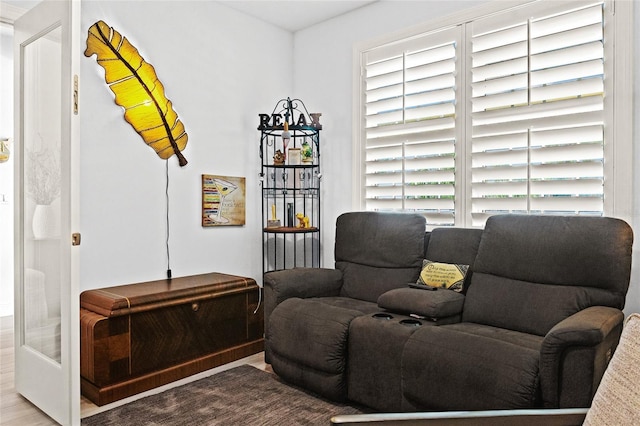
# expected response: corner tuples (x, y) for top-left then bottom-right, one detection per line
(259, 98), (322, 273)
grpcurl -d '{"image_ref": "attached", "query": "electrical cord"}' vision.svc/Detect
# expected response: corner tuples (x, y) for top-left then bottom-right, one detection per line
(166, 160), (172, 279)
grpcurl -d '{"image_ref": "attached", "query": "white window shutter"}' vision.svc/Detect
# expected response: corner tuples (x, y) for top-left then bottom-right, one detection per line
(356, 0), (628, 228)
(363, 27), (462, 226)
(470, 2), (605, 226)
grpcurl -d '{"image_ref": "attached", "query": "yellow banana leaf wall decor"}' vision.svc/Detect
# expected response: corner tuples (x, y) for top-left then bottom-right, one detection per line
(85, 20), (188, 166)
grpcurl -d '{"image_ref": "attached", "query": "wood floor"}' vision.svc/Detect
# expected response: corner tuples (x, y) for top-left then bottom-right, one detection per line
(0, 316), (56, 425)
(0, 315), (269, 425)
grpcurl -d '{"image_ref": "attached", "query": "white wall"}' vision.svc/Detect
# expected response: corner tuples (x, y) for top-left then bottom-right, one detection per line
(293, 0), (640, 316)
(79, 1), (292, 289)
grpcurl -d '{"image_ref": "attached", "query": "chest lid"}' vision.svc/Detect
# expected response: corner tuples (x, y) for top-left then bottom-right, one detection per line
(80, 272), (257, 318)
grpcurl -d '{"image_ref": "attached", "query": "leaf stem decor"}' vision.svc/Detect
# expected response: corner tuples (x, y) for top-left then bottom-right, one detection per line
(84, 20), (188, 166)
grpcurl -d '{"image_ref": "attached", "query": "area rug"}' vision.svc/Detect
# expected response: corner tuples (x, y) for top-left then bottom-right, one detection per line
(82, 365), (369, 425)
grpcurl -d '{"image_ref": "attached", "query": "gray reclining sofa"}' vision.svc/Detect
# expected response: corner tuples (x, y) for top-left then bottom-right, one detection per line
(264, 212), (633, 412)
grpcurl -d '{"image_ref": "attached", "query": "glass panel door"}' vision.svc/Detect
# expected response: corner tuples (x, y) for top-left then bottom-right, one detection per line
(13, 1), (80, 424)
(22, 24), (63, 363)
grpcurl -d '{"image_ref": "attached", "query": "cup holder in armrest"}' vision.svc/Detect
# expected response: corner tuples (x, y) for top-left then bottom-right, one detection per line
(399, 319), (422, 327)
(372, 313), (394, 320)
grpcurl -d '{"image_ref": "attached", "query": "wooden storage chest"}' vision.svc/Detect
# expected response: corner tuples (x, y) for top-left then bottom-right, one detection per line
(80, 272), (264, 406)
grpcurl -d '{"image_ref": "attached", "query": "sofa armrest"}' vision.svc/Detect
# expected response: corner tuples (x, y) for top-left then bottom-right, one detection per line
(540, 306), (624, 407)
(377, 287), (465, 319)
(263, 268), (343, 329)
(264, 267), (343, 299)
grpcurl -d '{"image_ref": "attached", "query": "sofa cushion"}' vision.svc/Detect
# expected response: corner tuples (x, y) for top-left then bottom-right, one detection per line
(416, 259), (468, 292)
(463, 215), (633, 336)
(402, 323), (542, 410)
(312, 296), (380, 314)
(337, 262), (423, 303)
(440, 322), (544, 350)
(464, 273), (623, 337)
(268, 298), (361, 374)
(267, 297), (365, 401)
(377, 288), (465, 319)
(335, 212), (426, 302)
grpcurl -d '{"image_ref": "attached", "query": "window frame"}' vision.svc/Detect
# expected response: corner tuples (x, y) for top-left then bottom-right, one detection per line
(352, 0), (632, 228)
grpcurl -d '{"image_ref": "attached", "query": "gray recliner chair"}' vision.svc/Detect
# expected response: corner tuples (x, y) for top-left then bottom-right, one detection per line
(401, 215), (633, 410)
(264, 212), (427, 400)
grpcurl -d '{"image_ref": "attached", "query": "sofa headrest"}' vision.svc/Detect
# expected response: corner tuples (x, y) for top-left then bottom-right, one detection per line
(463, 215), (633, 335)
(475, 214), (633, 297)
(335, 212), (426, 303)
(335, 212), (426, 269)
(426, 227), (483, 268)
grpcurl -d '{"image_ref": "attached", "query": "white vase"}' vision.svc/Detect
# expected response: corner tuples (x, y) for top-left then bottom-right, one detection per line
(32, 203), (61, 239)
